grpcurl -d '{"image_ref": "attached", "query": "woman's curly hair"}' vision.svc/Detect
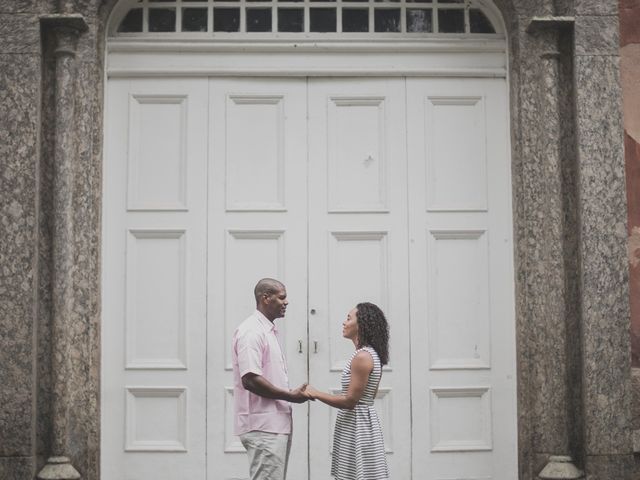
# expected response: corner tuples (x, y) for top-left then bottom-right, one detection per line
(355, 302), (389, 365)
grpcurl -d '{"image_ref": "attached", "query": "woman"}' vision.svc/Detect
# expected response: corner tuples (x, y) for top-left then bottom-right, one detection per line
(304, 302), (390, 480)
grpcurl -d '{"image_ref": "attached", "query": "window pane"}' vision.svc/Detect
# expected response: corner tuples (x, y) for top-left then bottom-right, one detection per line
(118, 8), (143, 32)
(437, 0), (463, 3)
(374, 8), (400, 32)
(437, 8), (464, 32)
(149, 8), (176, 32)
(469, 9), (495, 33)
(182, 8), (208, 32)
(407, 8), (432, 32)
(343, 8), (368, 32)
(214, 8), (240, 31)
(247, 8), (272, 31)
(278, 8), (304, 31)
(310, 8), (336, 32)
(406, 0), (432, 3)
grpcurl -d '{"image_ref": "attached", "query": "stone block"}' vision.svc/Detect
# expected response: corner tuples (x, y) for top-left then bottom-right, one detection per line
(584, 454), (635, 480)
(576, 0), (618, 16)
(0, 13), (40, 54)
(0, 53), (40, 457)
(0, 457), (35, 480)
(0, 1), (43, 14)
(575, 15), (620, 56)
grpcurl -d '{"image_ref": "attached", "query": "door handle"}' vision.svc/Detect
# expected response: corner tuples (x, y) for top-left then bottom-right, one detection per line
(298, 340), (303, 354)
(314, 340), (318, 354)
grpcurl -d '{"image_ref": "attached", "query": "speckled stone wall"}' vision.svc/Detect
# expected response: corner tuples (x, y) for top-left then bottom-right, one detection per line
(0, 2), (42, 479)
(0, 0), (634, 479)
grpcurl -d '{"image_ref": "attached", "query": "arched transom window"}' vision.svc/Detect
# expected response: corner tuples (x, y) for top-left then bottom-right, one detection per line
(111, 0), (501, 37)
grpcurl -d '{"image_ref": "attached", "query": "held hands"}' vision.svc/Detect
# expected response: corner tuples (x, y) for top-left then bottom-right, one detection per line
(288, 383), (310, 403)
(302, 384), (320, 400)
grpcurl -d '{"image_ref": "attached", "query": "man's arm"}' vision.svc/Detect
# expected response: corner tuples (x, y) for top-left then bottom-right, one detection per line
(242, 373), (308, 403)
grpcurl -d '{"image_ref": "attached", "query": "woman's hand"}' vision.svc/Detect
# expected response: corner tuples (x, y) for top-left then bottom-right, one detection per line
(303, 384), (321, 399)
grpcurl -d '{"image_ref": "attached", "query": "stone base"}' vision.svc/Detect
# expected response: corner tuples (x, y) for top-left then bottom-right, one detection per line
(37, 457), (80, 480)
(538, 456), (584, 479)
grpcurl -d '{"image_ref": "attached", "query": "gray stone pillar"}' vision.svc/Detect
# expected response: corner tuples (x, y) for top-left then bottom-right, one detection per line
(526, 16), (583, 480)
(573, 1), (634, 478)
(37, 14), (87, 480)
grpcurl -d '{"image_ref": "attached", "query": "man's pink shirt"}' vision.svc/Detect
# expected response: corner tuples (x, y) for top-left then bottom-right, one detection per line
(232, 310), (292, 435)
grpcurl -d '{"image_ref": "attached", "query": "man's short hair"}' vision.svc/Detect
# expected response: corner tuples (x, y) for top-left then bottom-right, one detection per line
(254, 278), (285, 303)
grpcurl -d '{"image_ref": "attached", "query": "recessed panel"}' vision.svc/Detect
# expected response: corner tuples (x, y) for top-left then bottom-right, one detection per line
(224, 387), (245, 453)
(428, 231), (490, 369)
(125, 387), (187, 451)
(226, 96), (285, 211)
(426, 96), (487, 211)
(128, 95), (187, 210)
(430, 387), (492, 452)
(126, 230), (186, 369)
(328, 98), (387, 212)
(329, 232), (388, 370)
(225, 231), (284, 369)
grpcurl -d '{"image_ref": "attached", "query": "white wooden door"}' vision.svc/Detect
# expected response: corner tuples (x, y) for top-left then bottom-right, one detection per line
(206, 77), (309, 480)
(102, 78), (209, 479)
(406, 77), (517, 479)
(307, 77), (412, 480)
(103, 74), (517, 480)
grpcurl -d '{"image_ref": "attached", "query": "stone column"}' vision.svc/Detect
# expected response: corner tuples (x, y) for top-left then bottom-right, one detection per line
(573, 1), (634, 477)
(37, 14), (87, 480)
(526, 16), (583, 480)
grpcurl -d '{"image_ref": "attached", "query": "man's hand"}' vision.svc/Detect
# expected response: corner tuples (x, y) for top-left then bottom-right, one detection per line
(288, 383), (310, 403)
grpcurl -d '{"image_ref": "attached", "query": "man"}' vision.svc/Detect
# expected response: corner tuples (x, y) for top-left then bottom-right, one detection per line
(232, 278), (308, 480)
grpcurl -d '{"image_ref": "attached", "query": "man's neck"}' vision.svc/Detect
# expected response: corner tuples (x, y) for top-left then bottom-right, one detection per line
(257, 306), (275, 323)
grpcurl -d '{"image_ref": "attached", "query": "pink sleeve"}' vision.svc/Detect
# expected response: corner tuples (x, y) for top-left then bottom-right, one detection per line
(236, 329), (264, 377)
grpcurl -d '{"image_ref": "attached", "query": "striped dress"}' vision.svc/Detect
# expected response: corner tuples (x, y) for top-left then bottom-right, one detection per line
(331, 346), (389, 480)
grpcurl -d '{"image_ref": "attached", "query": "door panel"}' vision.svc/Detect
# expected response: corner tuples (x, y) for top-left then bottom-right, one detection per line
(103, 78), (208, 479)
(406, 77), (517, 479)
(307, 78), (412, 480)
(206, 78), (309, 480)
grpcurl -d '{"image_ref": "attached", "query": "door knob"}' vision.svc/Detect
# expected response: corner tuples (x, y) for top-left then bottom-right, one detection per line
(310, 308), (316, 315)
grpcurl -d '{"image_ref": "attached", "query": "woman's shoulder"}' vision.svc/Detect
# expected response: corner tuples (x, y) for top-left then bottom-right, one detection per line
(352, 347), (377, 367)
(357, 346), (379, 360)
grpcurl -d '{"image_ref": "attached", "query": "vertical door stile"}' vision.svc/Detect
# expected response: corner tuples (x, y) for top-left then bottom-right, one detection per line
(307, 77), (412, 480)
(206, 77), (309, 480)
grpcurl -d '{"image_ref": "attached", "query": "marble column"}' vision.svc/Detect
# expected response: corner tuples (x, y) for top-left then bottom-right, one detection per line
(526, 16), (583, 480)
(37, 14), (87, 480)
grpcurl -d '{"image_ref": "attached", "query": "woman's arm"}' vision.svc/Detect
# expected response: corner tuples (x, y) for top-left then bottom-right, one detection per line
(305, 350), (374, 409)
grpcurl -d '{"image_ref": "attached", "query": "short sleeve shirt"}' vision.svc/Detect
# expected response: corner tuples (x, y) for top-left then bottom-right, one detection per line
(232, 310), (292, 435)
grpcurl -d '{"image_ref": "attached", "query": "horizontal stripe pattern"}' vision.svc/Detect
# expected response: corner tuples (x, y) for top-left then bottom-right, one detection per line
(331, 347), (389, 480)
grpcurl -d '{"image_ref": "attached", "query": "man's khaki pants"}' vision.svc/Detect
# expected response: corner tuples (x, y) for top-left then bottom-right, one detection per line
(239, 431), (292, 480)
